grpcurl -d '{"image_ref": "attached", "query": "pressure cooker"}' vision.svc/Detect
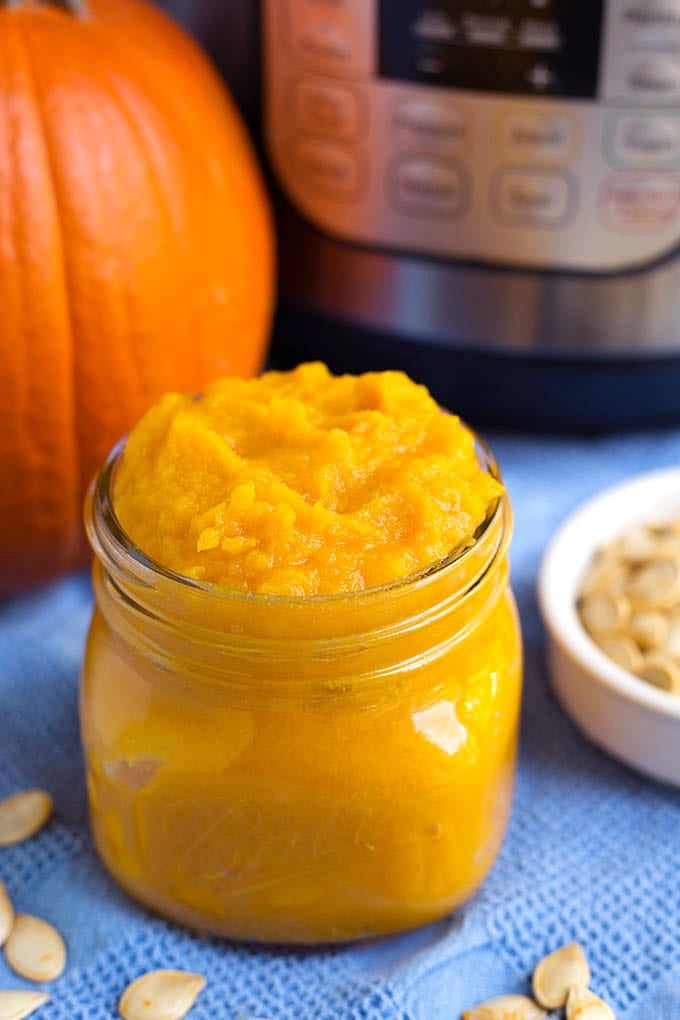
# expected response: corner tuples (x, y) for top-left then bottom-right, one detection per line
(156, 0), (680, 430)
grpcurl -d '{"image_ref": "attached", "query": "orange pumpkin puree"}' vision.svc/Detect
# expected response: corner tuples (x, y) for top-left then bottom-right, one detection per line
(113, 362), (502, 595)
(81, 363), (521, 943)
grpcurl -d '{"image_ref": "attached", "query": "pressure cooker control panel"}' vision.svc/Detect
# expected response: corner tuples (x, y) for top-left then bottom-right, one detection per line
(263, 0), (680, 271)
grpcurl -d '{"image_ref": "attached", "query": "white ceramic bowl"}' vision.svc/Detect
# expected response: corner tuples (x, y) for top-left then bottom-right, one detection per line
(538, 467), (680, 787)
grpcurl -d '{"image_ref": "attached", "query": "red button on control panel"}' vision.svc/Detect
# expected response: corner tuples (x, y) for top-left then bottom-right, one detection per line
(601, 173), (680, 230)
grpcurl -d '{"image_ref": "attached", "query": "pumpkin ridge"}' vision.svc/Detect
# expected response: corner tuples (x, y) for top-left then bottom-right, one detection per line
(18, 10), (175, 494)
(88, 0), (242, 126)
(62, 35), (193, 419)
(6, 17), (83, 579)
(14, 17), (85, 532)
(84, 28), (204, 388)
(87, 0), (274, 377)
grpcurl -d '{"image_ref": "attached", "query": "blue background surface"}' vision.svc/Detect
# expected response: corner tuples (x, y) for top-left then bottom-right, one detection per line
(1, 428), (680, 1019)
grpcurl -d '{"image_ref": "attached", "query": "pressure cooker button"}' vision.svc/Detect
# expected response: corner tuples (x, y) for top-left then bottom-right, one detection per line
(295, 81), (360, 139)
(390, 158), (466, 217)
(393, 100), (467, 151)
(494, 170), (572, 226)
(411, 8), (457, 43)
(501, 111), (574, 164)
(462, 12), (512, 46)
(297, 21), (351, 64)
(611, 115), (680, 166)
(517, 17), (562, 51)
(600, 172), (680, 229)
(623, 0), (680, 30)
(296, 140), (360, 198)
(287, 1), (375, 75)
(525, 61), (557, 91)
(627, 57), (680, 95)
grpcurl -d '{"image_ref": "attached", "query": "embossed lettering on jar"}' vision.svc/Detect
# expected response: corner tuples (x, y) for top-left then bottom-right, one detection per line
(81, 442), (522, 944)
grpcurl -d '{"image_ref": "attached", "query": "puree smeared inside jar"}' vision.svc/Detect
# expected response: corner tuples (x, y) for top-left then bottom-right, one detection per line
(114, 362), (502, 595)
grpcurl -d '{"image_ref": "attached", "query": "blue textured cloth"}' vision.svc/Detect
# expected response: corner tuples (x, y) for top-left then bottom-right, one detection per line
(2, 428), (680, 1020)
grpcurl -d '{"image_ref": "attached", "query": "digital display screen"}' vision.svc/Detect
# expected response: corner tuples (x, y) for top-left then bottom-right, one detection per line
(379, 1), (605, 99)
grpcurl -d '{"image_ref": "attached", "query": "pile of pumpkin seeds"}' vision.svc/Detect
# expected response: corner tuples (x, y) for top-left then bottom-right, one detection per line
(1, 789), (64, 1020)
(0, 788), (270, 1020)
(462, 943), (615, 1019)
(577, 518), (680, 696)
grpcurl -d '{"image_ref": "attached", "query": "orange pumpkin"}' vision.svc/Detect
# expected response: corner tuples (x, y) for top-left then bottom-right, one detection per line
(0, 0), (274, 595)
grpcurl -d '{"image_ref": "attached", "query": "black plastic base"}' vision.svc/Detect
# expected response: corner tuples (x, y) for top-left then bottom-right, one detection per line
(272, 304), (680, 434)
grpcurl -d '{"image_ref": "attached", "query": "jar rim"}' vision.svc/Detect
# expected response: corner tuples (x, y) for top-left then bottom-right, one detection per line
(86, 429), (505, 608)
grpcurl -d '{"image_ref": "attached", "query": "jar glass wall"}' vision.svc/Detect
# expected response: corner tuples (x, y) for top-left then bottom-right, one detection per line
(80, 440), (522, 944)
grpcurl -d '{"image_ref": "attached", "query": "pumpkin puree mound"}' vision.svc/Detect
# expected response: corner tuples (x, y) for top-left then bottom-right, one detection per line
(113, 363), (502, 596)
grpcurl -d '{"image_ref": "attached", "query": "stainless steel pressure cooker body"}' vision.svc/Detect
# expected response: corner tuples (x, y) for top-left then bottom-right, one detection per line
(157, 0), (680, 430)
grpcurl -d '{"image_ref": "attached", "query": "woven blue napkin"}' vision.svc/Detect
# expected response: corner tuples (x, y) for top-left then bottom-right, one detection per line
(2, 428), (680, 1020)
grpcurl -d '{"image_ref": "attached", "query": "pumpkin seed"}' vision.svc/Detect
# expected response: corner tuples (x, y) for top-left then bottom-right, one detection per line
(0, 791), (52, 847)
(663, 615), (680, 658)
(637, 655), (680, 694)
(0, 882), (13, 948)
(578, 591), (629, 635)
(532, 943), (590, 1009)
(619, 525), (659, 562)
(580, 554), (626, 596)
(626, 558), (680, 610)
(0, 992), (50, 1020)
(461, 994), (547, 1020)
(628, 609), (668, 650)
(566, 986), (616, 1020)
(4, 914), (66, 982)
(119, 970), (206, 1020)
(593, 634), (643, 673)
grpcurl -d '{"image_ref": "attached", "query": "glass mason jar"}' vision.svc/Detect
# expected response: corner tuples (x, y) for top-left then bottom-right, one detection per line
(81, 439), (522, 945)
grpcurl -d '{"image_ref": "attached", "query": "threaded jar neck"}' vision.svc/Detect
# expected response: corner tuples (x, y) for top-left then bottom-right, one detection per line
(85, 438), (512, 701)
